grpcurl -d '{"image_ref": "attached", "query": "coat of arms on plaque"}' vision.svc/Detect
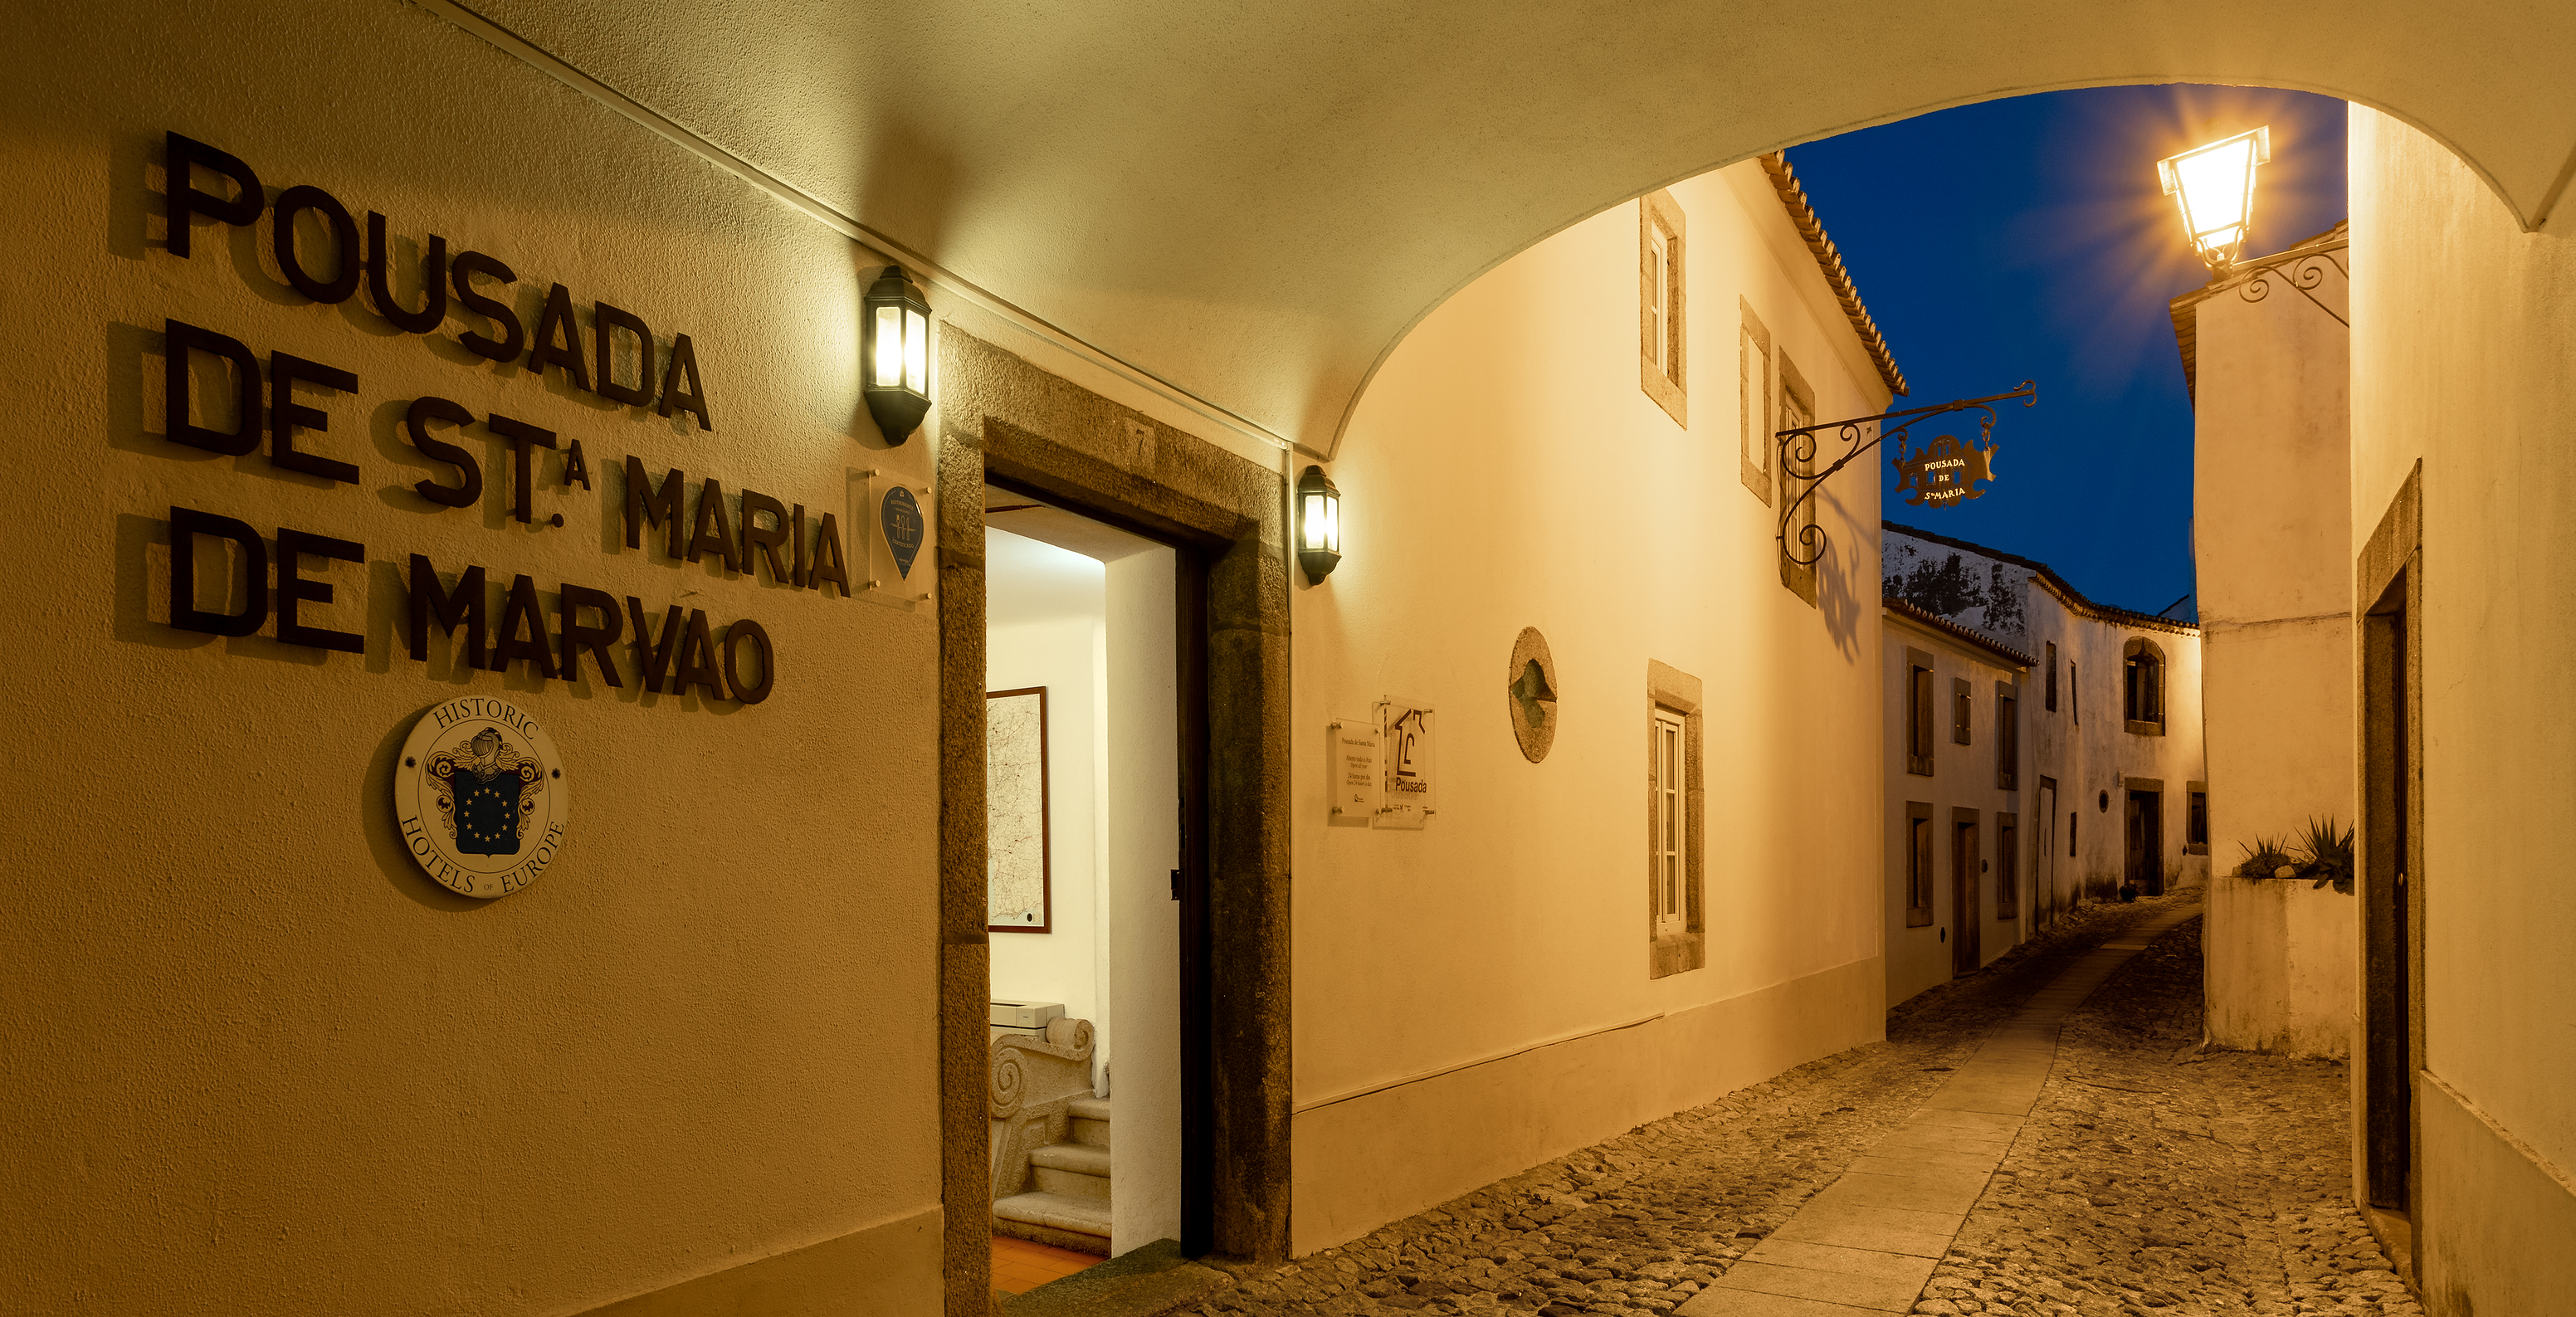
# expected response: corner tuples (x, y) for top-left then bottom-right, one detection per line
(393, 697), (569, 900)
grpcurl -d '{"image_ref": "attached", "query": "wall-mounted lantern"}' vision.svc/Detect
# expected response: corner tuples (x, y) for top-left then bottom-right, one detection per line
(863, 265), (932, 446)
(1297, 464), (1341, 584)
(2157, 127), (2270, 271)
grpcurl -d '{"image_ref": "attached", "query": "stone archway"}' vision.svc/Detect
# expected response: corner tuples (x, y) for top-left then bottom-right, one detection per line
(437, 0), (2573, 454)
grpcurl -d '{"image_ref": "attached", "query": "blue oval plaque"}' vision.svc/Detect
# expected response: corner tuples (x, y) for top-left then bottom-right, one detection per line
(881, 485), (924, 580)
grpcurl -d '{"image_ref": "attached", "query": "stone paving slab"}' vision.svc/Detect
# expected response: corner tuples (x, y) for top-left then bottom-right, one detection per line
(1737, 1240), (1937, 1285)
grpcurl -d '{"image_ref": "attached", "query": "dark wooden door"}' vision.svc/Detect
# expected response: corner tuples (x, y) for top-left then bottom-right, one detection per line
(1951, 814), (1981, 975)
(2122, 793), (2164, 896)
(2124, 790), (2163, 895)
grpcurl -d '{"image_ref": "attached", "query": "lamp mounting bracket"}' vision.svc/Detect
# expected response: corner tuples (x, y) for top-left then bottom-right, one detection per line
(2226, 246), (2349, 327)
(1774, 383), (2037, 568)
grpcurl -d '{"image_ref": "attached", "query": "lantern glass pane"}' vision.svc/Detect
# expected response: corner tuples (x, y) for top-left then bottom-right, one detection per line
(905, 309), (929, 393)
(873, 305), (902, 387)
(2159, 129), (2267, 262)
(1303, 493), (1325, 550)
(1321, 492), (1339, 553)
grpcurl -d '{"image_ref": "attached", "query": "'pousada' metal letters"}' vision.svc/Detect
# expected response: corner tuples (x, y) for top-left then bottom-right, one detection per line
(153, 131), (860, 706)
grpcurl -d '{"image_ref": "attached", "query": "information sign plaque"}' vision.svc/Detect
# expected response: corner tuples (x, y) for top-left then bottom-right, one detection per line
(1326, 719), (1380, 827)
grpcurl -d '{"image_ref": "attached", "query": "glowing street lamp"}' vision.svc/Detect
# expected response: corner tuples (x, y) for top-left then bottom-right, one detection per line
(2158, 127), (2271, 271)
(863, 265), (932, 445)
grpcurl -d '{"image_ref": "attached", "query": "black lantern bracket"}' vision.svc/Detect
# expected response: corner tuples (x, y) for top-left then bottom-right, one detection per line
(1775, 383), (2036, 568)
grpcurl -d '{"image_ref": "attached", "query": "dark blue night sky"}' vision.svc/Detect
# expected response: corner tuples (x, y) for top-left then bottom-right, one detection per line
(1788, 85), (2349, 618)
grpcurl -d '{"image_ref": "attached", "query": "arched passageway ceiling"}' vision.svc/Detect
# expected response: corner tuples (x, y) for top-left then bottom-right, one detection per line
(464, 0), (2575, 453)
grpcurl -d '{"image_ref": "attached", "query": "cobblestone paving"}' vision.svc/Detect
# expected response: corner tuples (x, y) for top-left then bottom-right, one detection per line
(1183, 892), (2416, 1317)
(1925, 917), (2419, 1317)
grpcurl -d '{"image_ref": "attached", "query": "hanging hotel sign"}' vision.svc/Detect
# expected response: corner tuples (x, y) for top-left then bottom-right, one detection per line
(1891, 432), (1999, 507)
(393, 697), (568, 900)
(1773, 383), (2037, 568)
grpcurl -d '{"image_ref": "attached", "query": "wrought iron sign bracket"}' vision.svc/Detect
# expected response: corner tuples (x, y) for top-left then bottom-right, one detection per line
(1775, 383), (2037, 568)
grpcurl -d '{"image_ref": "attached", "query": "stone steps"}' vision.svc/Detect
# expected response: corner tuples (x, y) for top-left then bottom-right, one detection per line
(995, 1098), (1114, 1256)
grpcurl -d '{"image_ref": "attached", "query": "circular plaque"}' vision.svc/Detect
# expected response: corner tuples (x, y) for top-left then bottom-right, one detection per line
(392, 696), (568, 900)
(1506, 626), (1559, 763)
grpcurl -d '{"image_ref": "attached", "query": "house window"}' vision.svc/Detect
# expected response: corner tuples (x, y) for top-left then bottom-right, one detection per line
(1952, 677), (1973, 746)
(1996, 688), (2019, 791)
(1905, 648), (1935, 776)
(1777, 354), (1817, 605)
(1996, 813), (2019, 917)
(1646, 661), (1704, 978)
(1651, 707), (1686, 939)
(2070, 811), (2078, 857)
(1638, 190), (1686, 427)
(1738, 300), (1771, 500)
(2124, 637), (2167, 735)
(2045, 641), (2058, 711)
(2071, 661), (2079, 725)
(1905, 801), (1934, 927)
(2186, 781), (2209, 855)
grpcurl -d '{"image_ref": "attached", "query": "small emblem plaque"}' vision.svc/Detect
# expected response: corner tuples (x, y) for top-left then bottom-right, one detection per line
(393, 696), (568, 900)
(881, 486), (925, 579)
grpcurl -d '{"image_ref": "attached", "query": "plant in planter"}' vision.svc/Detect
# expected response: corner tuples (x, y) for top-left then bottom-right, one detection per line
(2295, 816), (2355, 894)
(2234, 819), (2354, 895)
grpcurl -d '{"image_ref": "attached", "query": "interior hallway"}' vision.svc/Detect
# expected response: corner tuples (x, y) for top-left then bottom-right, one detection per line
(1160, 894), (2415, 1317)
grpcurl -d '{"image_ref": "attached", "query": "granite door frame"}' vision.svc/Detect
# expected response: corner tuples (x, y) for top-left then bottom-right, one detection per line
(934, 325), (1291, 1315)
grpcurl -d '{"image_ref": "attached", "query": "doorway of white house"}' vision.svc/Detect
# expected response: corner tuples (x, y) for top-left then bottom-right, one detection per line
(982, 486), (1183, 1285)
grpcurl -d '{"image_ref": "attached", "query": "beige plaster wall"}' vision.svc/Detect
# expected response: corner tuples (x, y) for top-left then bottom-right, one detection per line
(2020, 592), (2207, 909)
(0, 2), (944, 1312)
(1881, 617), (2028, 1008)
(1286, 161), (1891, 1256)
(2349, 106), (2576, 1314)
(2190, 246), (2358, 1058)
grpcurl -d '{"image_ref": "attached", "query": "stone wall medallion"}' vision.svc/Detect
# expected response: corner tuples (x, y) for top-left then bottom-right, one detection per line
(1506, 627), (1559, 763)
(393, 696), (568, 900)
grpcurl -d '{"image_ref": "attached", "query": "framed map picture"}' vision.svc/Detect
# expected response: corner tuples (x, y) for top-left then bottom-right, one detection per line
(986, 687), (1051, 933)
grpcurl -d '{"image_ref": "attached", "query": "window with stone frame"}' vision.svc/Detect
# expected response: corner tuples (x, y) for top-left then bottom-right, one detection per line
(1952, 677), (1973, 745)
(1646, 661), (1705, 978)
(2123, 637), (2168, 735)
(1738, 300), (1771, 500)
(1996, 685), (2019, 790)
(1638, 190), (1686, 427)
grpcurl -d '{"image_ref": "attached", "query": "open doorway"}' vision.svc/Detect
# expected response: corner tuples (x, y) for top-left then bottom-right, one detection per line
(980, 487), (1193, 1280)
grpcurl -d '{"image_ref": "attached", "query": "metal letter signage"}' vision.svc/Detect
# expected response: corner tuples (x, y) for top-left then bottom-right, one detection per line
(881, 486), (924, 579)
(1891, 432), (1999, 508)
(393, 697), (568, 899)
(1377, 700), (1436, 830)
(1326, 719), (1381, 827)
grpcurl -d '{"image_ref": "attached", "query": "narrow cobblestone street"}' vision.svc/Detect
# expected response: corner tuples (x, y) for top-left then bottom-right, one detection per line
(1189, 892), (2417, 1317)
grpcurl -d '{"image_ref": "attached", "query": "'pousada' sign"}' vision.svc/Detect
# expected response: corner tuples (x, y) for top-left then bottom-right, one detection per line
(152, 133), (869, 705)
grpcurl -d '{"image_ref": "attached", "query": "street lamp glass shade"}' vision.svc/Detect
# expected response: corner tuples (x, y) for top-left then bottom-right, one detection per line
(2157, 127), (2271, 268)
(862, 266), (933, 445)
(1297, 465), (1341, 583)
